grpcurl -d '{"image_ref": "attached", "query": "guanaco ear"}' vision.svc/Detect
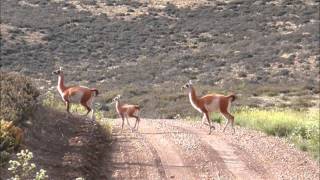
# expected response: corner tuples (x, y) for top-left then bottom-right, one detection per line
(117, 94), (121, 98)
(59, 67), (63, 71)
(188, 80), (192, 85)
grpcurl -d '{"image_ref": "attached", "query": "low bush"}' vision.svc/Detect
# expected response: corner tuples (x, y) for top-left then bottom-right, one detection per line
(0, 72), (40, 123)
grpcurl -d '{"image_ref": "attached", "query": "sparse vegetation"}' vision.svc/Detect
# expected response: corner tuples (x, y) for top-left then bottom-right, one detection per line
(1, 0), (319, 118)
(0, 0), (319, 177)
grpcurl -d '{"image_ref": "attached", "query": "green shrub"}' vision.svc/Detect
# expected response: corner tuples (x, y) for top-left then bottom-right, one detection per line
(0, 72), (40, 123)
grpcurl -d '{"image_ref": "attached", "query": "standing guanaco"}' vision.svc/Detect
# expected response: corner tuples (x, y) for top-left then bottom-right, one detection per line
(52, 67), (98, 119)
(112, 95), (141, 132)
(182, 80), (236, 134)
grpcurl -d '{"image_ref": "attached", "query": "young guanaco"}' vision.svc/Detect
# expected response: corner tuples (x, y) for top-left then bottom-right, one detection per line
(112, 95), (141, 132)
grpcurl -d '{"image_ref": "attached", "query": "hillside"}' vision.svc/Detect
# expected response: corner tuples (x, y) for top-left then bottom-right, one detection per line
(1, 0), (319, 118)
(0, 105), (111, 179)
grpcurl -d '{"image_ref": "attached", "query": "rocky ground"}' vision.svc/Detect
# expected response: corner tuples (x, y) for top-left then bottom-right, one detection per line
(1, 0), (319, 118)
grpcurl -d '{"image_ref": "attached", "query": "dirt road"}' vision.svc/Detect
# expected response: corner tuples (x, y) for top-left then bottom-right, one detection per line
(5, 108), (317, 180)
(101, 119), (263, 179)
(100, 118), (319, 180)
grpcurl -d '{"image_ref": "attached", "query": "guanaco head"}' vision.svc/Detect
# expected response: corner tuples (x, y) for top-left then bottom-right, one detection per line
(181, 80), (193, 90)
(112, 95), (121, 103)
(52, 67), (63, 75)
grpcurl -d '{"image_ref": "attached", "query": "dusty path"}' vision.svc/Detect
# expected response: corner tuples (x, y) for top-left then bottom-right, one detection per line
(163, 120), (270, 180)
(139, 122), (196, 179)
(100, 125), (164, 179)
(103, 118), (273, 179)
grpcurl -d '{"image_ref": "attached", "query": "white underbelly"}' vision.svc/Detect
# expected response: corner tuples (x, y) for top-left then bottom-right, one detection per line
(69, 92), (84, 103)
(190, 100), (203, 113)
(205, 98), (220, 112)
(189, 94), (203, 113)
(133, 110), (140, 116)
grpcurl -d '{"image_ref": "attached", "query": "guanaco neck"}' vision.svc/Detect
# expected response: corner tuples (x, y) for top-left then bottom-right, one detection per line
(57, 73), (67, 92)
(188, 86), (202, 111)
(115, 100), (122, 111)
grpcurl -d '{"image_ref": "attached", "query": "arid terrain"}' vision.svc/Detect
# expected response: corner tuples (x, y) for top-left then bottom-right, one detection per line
(1, 0), (319, 118)
(1, 0), (319, 179)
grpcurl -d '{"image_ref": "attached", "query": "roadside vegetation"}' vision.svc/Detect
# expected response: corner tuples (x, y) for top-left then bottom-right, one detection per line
(0, 72), (38, 164)
(208, 108), (320, 161)
(0, 72), (48, 178)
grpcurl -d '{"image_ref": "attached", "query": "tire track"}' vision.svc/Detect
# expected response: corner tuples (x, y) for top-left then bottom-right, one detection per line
(109, 118), (269, 179)
(104, 120), (165, 179)
(157, 121), (235, 178)
(164, 119), (269, 180)
(137, 133), (167, 179)
(138, 120), (196, 179)
(145, 119), (232, 179)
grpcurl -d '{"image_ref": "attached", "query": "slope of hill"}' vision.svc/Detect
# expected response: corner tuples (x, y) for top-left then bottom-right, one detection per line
(0, 105), (111, 179)
(1, 0), (319, 118)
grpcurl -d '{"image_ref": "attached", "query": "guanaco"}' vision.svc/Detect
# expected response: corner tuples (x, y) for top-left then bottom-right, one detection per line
(112, 95), (141, 132)
(182, 80), (236, 134)
(52, 67), (99, 119)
